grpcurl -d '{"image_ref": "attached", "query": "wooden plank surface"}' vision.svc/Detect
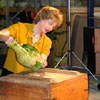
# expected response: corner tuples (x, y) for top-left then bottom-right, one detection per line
(6, 68), (83, 83)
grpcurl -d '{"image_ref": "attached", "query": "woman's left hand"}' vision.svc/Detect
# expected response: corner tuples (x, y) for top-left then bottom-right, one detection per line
(5, 36), (13, 45)
(42, 60), (48, 68)
(40, 54), (48, 68)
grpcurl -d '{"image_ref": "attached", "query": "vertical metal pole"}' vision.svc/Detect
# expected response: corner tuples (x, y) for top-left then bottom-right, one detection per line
(87, 0), (94, 27)
(49, 0), (52, 6)
(67, 0), (72, 67)
(34, 0), (38, 12)
(5, 0), (10, 27)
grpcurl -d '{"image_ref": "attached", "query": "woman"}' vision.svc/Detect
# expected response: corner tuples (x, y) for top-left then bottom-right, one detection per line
(0, 6), (63, 75)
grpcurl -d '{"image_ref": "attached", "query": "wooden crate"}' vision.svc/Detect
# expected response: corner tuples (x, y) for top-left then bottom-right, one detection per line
(0, 68), (88, 100)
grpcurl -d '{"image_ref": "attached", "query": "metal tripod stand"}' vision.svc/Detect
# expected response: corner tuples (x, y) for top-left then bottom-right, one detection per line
(54, 0), (100, 88)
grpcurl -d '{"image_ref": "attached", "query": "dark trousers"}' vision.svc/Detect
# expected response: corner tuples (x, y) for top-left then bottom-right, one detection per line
(1, 68), (13, 76)
(0, 54), (13, 76)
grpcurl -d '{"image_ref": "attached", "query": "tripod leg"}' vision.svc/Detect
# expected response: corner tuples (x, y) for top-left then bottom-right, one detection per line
(54, 51), (68, 68)
(72, 51), (97, 81)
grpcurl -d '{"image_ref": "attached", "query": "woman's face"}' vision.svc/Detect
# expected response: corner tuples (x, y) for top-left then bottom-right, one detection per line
(38, 19), (57, 34)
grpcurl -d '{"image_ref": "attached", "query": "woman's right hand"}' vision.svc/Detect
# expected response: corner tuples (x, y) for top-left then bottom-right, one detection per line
(5, 36), (13, 45)
(0, 29), (13, 45)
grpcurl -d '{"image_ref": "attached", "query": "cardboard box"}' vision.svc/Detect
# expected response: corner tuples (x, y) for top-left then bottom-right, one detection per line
(95, 28), (100, 53)
(96, 53), (100, 75)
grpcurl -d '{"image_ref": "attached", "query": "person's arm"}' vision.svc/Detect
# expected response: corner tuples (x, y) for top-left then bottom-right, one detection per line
(39, 35), (52, 68)
(0, 29), (10, 41)
(0, 29), (13, 44)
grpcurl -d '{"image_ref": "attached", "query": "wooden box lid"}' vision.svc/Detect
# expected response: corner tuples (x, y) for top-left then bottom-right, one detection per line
(0, 68), (86, 86)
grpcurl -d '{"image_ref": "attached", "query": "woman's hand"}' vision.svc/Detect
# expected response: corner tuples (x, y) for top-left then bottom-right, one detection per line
(42, 60), (48, 68)
(40, 54), (48, 68)
(5, 36), (13, 45)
